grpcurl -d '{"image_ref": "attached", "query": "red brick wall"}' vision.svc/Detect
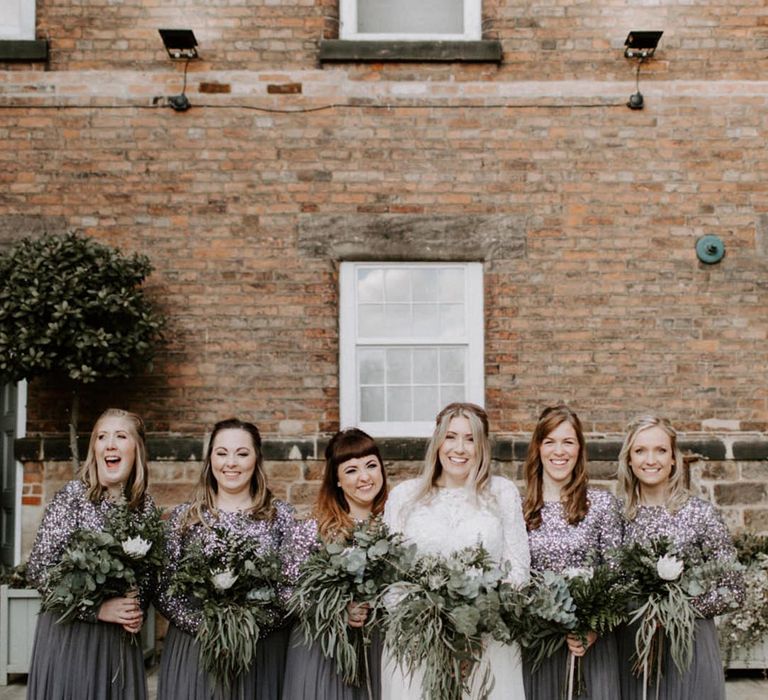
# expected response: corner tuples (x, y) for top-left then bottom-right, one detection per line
(1, 1), (766, 441)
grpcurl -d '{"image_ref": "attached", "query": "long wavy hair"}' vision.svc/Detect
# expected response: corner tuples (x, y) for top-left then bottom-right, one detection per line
(315, 428), (388, 541)
(617, 414), (688, 520)
(79, 408), (148, 510)
(523, 404), (589, 530)
(184, 418), (274, 529)
(411, 402), (492, 505)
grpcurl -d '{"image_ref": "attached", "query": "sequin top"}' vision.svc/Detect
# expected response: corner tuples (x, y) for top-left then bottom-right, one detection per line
(27, 479), (159, 621)
(622, 496), (745, 618)
(154, 499), (317, 636)
(527, 487), (623, 573)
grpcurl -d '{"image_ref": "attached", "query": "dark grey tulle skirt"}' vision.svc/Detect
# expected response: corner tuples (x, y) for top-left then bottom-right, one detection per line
(617, 618), (725, 700)
(157, 623), (290, 700)
(282, 625), (382, 700)
(27, 611), (147, 700)
(523, 631), (620, 700)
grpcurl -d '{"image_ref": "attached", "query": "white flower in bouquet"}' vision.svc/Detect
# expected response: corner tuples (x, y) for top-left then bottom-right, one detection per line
(121, 536), (152, 558)
(563, 566), (594, 581)
(656, 554), (684, 581)
(383, 582), (411, 611)
(211, 569), (238, 591)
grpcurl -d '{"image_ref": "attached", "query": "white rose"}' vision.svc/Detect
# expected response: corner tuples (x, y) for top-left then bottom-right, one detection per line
(121, 536), (152, 558)
(382, 583), (410, 611)
(656, 554), (684, 581)
(211, 569), (238, 591)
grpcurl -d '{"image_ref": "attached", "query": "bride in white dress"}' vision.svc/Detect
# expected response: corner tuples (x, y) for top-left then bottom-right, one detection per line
(382, 402), (530, 700)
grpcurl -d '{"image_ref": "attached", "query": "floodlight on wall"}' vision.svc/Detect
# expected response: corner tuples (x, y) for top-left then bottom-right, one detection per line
(158, 29), (199, 112)
(624, 31), (663, 110)
(159, 29), (198, 60)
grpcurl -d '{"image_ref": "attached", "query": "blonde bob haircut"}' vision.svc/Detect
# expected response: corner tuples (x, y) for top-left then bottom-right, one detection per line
(79, 408), (149, 510)
(617, 414), (688, 520)
(412, 402), (492, 504)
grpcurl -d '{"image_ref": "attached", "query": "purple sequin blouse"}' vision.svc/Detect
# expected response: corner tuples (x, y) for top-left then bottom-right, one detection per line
(527, 487), (623, 573)
(154, 499), (317, 636)
(622, 496), (745, 618)
(26, 479), (159, 621)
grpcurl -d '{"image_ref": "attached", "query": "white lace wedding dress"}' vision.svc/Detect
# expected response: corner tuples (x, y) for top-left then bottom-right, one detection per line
(381, 476), (530, 700)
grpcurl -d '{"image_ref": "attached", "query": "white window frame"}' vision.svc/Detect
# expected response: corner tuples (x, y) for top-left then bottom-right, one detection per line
(339, 262), (484, 437)
(339, 0), (482, 42)
(0, 0), (35, 40)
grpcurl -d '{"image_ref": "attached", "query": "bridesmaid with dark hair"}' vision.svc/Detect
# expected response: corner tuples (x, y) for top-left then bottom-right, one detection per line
(522, 404), (623, 700)
(282, 427), (388, 700)
(27, 408), (154, 700)
(156, 418), (314, 700)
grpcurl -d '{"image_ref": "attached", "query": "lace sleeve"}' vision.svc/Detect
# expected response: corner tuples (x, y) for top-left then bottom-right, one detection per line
(383, 479), (419, 534)
(493, 477), (530, 587)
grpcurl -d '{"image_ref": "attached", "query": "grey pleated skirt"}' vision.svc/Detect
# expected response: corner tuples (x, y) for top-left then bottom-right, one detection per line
(522, 631), (620, 700)
(617, 618), (726, 700)
(157, 622), (290, 700)
(27, 610), (147, 700)
(281, 625), (382, 700)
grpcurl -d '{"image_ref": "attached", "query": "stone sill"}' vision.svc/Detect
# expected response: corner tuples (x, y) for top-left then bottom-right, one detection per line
(319, 40), (502, 63)
(16, 435), (762, 464)
(0, 40), (48, 62)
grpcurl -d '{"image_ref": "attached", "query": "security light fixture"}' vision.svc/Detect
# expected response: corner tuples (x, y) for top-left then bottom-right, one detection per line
(158, 29), (199, 112)
(624, 31), (663, 60)
(159, 29), (198, 60)
(624, 31), (663, 110)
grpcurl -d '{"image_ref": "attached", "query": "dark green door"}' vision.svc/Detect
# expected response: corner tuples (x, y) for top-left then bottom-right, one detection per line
(1, 383), (18, 568)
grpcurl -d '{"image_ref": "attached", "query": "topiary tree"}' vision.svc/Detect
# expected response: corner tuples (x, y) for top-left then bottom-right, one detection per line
(0, 232), (163, 470)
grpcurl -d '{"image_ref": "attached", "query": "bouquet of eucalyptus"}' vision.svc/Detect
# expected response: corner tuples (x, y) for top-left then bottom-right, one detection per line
(41, 496), (164, 625)
(514, 565), (628, 698)
(382, 545), (507, 700)
(619, 537), (740, 688)
(289, 518), (410, 696)
(167, 527), (284, 687)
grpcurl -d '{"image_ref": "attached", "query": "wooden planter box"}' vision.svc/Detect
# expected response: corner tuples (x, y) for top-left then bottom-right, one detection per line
(0, 585), (156, 684)
(0, 586), (40, 685)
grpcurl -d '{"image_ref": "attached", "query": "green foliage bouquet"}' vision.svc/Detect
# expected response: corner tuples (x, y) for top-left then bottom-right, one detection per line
(619, 537), (740, 685)
(717, 533), (768, 665)
(503, 565), (628, 699)
(168, 527), (284, 687)
(382, 545), (507, 700)
(41, 497), (165, 625)
(289, 518), (411, 695)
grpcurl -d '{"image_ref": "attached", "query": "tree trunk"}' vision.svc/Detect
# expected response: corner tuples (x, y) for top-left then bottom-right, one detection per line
(69, 389), (80, 473)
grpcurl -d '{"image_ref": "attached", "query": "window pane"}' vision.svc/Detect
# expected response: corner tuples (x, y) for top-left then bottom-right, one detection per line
(385, 304), (411, 337)
(441, 384), (465, 406)
(413, 303), (439, 336)
(440, 303), (465, 337)
(387, 387), (412, 421)
(386, 348), (411, 384)
(359, 348), (385, 384)
(412, 268), (439, 302)
(440, 348), (465, 383)
(439, 268), (465, 302)
(357, 268), (384, 302)
(413, 348), (438, 384)
(414, 385), (439, 421)
(357, 0), (464, 35)
(384, 268), (410, 302)
(358, 304), (385, 337)
(361, 386), (385, 421)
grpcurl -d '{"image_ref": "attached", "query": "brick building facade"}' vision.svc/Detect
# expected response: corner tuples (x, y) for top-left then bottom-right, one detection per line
(1, 1), (767, 562)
